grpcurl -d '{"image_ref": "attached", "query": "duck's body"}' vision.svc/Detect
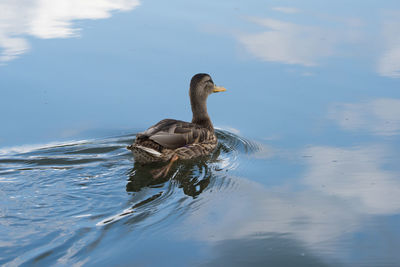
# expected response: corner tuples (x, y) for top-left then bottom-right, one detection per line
(127, 73), (226, 168)
(129, 118), (217, 163)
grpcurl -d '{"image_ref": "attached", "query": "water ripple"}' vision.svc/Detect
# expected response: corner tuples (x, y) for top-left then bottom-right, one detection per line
(0, 129), (258, 265)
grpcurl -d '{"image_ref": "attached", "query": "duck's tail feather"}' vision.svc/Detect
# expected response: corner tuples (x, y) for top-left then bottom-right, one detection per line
(130, 145), (162, 157)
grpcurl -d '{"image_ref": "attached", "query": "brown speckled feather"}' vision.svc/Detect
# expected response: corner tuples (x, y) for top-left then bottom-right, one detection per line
(128, 119), (217, 163)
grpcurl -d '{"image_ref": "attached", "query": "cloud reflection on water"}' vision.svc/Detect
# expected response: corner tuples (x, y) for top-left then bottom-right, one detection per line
(182, 176), (360, 246)
(181, 143), (400, 255)
(377, 12), (400, 78)
(236, 8), (400, 79)
(0, 0), (140, 62)
(329, 98), (400, 136)
(304, 145), (400, 215)
(237, 17), (338, 67)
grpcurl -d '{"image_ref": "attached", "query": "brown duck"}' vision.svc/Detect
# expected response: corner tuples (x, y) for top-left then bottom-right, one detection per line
(127, 73), (226, 177)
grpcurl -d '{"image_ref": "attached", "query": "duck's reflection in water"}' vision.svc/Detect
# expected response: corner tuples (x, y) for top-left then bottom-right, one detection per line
(126, 144), (222, 198)
(98, 153), (221, 226)
(98, 131), (250, 225)
(125, 130), (256, 198)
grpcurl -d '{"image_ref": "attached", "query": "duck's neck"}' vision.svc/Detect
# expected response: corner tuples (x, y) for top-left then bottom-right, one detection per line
(191, 98), (214, 131)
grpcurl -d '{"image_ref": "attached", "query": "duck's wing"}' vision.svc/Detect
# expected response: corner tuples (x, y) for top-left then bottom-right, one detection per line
(138, 119), (213, 149)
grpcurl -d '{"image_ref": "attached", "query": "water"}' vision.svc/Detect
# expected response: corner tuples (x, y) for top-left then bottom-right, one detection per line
(1, 0), (400, 266)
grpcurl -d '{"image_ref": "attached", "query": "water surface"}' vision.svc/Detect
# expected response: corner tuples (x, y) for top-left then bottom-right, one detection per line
(1, 0), (400, 266)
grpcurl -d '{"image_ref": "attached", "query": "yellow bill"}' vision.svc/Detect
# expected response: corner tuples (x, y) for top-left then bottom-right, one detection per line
(213, 85), (227, 93)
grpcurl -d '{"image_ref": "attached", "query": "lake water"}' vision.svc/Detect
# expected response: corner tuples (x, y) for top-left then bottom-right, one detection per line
(1, 0), (400, 266)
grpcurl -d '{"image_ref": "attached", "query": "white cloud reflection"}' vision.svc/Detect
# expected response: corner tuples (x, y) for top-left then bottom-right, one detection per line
(377, 14), (400, 78)
(181, 178), (359, 245)
(304, 145), (400, 214)
(179, 143), (400, 253)
(237, 17), (338, 66)
(0, 0), (140, 62)
(236, 9), (400, 79)
(329, 98), (400, 136)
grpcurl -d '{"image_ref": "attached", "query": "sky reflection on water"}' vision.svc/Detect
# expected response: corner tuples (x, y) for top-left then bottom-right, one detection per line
(0, 0), (140, 62)
(1, 0), (400, 266)
(329, 98), (400, 136)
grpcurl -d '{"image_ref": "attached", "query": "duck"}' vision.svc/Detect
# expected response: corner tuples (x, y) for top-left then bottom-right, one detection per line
(127, 73), (226, 177)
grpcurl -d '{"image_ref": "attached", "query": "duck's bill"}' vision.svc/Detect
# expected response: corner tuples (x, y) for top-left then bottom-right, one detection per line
(213, 86), (227, 93)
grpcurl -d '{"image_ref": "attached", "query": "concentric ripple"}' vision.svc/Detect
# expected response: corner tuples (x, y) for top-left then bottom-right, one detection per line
(0, 129), (258, 266)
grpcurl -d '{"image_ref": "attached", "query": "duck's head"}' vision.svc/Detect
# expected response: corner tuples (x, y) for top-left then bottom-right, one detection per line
(189, 73), (226, 102)
(189, 73), (226, 128)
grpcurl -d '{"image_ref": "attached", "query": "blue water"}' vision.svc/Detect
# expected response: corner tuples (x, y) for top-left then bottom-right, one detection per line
(1, 0), (400, 266)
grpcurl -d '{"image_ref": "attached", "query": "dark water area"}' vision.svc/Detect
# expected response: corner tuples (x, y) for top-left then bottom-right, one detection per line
(1, 0), (400, 266)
